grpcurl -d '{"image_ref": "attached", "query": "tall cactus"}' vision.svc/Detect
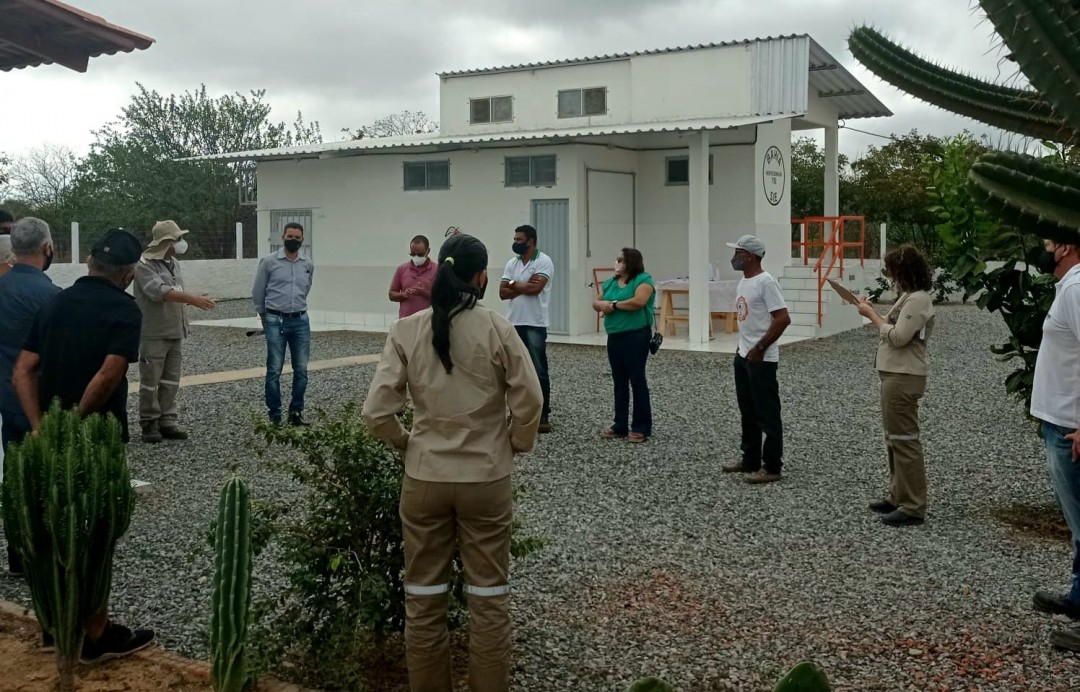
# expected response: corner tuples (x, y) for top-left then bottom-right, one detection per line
(210, 477), (254, 692)
(0, 402), (134, 692)
(849, 0), (1080, 243)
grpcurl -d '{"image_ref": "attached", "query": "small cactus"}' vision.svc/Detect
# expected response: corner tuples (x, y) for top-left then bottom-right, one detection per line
(774, 661), (830, 691)
(628, 677), (675, 692)
(210, 477), (254, 692)
(1, 402), (134, 692)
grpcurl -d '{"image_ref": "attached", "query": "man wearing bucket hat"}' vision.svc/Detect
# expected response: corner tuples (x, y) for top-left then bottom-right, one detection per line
(133, 221), (216, 443)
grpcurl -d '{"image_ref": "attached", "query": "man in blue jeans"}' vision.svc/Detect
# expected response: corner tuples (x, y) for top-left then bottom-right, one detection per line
(500, 224), (554, 433)
(1031, 234), (1080, 652)
(252, 222), (314, 426)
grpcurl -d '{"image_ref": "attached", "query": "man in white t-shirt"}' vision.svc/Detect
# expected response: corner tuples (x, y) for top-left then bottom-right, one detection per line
(1029, 235), (1080, 653)
(721, 234), (791, 484)
(500, 224), (555, 433)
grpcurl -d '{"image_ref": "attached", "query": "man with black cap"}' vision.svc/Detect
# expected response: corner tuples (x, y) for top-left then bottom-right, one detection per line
(10, 227), (154, 660)
(721, 234), (791, 485)
(134, 220), (216, 443)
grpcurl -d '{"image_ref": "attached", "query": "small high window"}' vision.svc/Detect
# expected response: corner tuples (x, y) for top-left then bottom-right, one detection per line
(557, 87), (608, 118)
(505, 155), (557, 187)
(470, 96), (513, 124)
(665, 155), (714, 186)
(403, 161), (450, 191)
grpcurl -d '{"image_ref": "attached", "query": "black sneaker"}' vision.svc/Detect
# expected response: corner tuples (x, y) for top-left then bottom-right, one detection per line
(869, 500), (897, 514)
(288, 412), (310, 427)
(1051, 626), (1080, 652)
(1034, 591), (1080, 620)
(269, 414), (282, 427)
(80, 622), (155, 664)
(881, 509), (925, 527)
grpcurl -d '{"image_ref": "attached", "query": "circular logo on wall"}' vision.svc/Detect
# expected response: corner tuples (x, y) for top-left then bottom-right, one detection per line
(735, 295), (749, 322)
(762, 145), (785, 207)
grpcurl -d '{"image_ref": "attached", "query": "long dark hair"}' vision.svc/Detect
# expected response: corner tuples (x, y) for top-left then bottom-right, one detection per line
(431, 234), (488, 373)
(883, 244), (933, 293)
(620, 247), (645, 279)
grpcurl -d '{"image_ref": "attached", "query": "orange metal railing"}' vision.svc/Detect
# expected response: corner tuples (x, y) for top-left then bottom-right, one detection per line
(790, 216), (866, 326)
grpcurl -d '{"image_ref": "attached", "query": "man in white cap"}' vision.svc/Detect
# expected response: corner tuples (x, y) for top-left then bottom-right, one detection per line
(133, 220), (216, 443)
(721, 234), (791, 484)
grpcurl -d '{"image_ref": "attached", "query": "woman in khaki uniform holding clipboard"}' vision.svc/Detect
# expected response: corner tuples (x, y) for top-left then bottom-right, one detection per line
(855, 245), (935, 527)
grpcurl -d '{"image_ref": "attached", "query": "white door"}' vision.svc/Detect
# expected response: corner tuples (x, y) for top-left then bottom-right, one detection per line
(531, 199), (570, 335)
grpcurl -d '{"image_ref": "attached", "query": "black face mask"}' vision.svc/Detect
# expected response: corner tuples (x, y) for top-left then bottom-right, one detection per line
(43, 250), (53, 272)
(283, 239), (302, 253)
(512, 242), (529, 256)
(731, 255), (746, 271)
(1037, 248), (1061, 275)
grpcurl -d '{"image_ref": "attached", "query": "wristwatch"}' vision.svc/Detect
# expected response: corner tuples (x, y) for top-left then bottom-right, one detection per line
(611, 300), (619, 310)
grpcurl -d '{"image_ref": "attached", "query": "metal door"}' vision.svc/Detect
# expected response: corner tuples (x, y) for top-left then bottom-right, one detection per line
(269, 209), (314, 260)
(531, 199), (570, 334)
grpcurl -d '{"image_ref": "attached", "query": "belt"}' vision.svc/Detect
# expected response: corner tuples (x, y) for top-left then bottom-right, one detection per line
(265, 309), (306, 318)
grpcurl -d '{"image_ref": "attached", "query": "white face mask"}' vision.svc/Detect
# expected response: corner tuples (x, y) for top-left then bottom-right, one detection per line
(410, 255), (427, 266)
(173, 239), (189, 255)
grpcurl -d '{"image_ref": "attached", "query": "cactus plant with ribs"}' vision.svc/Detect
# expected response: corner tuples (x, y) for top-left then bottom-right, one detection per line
(210, 477), (254, 692)
(849, 1), (1080, 409)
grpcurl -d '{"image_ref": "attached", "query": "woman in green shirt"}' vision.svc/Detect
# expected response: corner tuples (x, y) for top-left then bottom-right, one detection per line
(593, 248), (656, 443)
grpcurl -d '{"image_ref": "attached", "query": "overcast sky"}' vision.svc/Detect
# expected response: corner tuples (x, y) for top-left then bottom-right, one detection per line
(1, 0), (1021, 160)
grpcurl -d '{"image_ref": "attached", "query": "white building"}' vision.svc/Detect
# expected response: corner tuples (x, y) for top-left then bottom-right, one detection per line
(195, 34), (890, 342)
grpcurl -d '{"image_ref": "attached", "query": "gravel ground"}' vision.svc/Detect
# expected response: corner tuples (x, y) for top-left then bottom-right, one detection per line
(2, 303), (1079, 691)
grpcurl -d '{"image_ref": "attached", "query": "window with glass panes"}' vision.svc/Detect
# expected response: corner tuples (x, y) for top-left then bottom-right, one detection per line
(403, 161), (450, 191)
(504, 155), (557, 187)
(469, 96), (513, 124)
(557, 88), (607, 118)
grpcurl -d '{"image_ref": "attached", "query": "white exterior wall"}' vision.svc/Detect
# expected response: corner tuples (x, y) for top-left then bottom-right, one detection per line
(438, 44), (755, 136)
(47, 259), (259, 300)
(753, 118), (793, 278)
(256, 147), (580, 328)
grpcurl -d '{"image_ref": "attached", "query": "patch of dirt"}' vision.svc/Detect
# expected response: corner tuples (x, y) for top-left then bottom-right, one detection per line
(0, 606), (300, 692)
(991, 502), (1071, 542)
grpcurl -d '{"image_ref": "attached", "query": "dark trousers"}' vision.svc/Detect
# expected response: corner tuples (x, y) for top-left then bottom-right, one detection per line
(514, 326), (550, 419)
(733, 354), (783, 473)
(606, 328), (652, 436)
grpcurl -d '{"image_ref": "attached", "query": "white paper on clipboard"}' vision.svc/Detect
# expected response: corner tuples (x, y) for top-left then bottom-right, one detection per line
(827, 278), (861, 305)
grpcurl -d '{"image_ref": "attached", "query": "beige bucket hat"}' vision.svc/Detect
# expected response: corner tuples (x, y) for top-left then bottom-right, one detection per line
(142, 220), (189, 261)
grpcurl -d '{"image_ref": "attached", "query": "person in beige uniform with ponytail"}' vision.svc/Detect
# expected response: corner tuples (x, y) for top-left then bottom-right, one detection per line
(858, 244), (935, 527)
(362, 233), (543, 692)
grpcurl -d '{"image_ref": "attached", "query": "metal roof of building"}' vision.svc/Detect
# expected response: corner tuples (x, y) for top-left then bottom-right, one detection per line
(183, 114), (789, 163)
(439, 34), (889, 120)
(1, 0), (154, 73)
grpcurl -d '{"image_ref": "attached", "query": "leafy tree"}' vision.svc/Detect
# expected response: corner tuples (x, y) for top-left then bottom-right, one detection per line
(341, 110), (438, 140)
(68, 84), (322, 258)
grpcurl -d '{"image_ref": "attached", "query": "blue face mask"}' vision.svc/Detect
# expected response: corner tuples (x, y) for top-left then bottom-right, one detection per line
(512, 242), (529, 256)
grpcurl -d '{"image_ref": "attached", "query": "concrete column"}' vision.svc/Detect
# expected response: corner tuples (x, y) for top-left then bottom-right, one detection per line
(70, 222), (79, 264)
(688, 130), (711, 344)
(235, 222), (244, 260)
(880, 222), (887, 259)
(824, 125), (839, 217)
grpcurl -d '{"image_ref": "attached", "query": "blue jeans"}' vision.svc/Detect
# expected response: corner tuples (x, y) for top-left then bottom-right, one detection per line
(514, 326), (550, 419)
(265, 313), (311, 419)
(1043, 422), (1080, 603)
(606, 327), (652, 436)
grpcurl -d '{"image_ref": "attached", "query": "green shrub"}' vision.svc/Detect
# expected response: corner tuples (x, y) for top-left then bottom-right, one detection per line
(628, 676), (675, 692)
(774, 661), (830, 691)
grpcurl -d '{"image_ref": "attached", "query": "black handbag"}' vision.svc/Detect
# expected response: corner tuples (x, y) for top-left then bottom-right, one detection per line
(647, 300), (663, 354)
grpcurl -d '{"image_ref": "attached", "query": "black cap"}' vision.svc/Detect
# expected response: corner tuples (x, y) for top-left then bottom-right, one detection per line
(90, 228), (142, 266)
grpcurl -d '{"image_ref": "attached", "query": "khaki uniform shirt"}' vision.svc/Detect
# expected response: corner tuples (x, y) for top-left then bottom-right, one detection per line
(362, 303), (543, 483)
(133, 258), (189, 340)
(876, 291), (934, 376)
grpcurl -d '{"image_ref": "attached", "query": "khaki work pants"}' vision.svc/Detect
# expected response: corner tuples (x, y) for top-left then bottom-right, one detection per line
(139, 338), (182, 427)
(400, 474), (513, 692)
(880, 371), (927, 518)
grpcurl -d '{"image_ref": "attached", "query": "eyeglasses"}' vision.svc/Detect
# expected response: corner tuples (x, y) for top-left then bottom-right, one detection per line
(615, 258), (624, 263)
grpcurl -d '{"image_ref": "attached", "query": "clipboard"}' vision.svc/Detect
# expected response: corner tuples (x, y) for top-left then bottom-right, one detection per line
(827, 278), (861, 305)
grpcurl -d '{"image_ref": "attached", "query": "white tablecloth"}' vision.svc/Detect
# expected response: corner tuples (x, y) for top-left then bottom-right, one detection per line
(656, 279), (740, 312)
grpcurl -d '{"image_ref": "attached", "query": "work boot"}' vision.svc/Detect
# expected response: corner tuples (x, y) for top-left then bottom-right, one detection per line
(538, 418), (553, 434)
(746, 469), (782, 484)
(869, 499), (898, 514)
(1034, 591), (1080, 620)
(141, 422), (162, 444)
(1050, 625), (1080, 652)
(288, 412), (310, 427)
(159, 425), (188, 441)
(881, 509), (924, 527)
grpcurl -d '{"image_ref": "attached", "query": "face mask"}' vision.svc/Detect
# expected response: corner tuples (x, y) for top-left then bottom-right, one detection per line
(173, 239), (188, 255)
(731, 255), (746, 271)
(512, 242), (529, 256)
(283, 238), (302, 253)
(411, 255), (427, 266)
(1037, 247), (1061, 275)
(43, 248), (53, 272)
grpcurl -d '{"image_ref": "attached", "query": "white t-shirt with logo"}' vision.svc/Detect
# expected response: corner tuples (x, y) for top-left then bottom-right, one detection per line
(735, 271), (787, 363)
(1032, 264), (1080, 429)
(501, 251), (555, 328)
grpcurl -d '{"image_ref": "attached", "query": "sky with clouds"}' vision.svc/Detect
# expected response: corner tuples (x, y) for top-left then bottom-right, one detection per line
(1, 0), (1023, 160)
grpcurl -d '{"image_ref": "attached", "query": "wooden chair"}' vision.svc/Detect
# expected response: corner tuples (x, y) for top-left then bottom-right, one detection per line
(592, 267), (617, 331)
